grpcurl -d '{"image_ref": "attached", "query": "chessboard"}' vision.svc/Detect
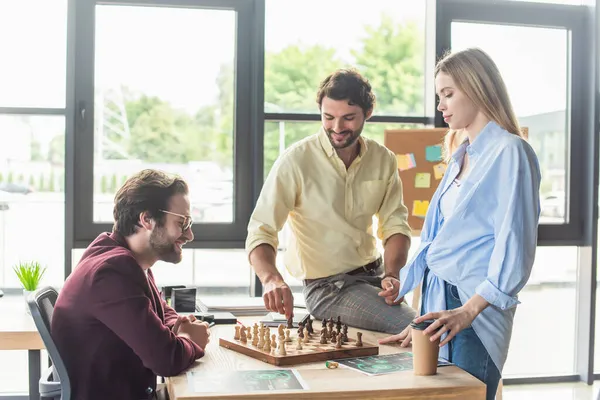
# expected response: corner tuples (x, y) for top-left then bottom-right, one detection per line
(219, 316), (379, 366)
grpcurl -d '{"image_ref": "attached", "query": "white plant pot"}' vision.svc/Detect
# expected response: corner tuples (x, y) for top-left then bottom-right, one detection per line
(23, 289), (33, 315)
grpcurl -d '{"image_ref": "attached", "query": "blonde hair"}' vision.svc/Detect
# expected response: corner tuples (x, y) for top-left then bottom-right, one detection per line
(436, 48), (522, 161)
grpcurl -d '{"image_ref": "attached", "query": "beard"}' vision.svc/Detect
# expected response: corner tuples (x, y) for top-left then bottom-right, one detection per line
(149, 227), (183, 264)
(326, 121), (365, 149)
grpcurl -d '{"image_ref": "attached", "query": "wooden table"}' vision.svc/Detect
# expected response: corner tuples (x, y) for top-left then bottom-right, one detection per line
(167, 322), (486, 400)
(0, 299), (44, 400)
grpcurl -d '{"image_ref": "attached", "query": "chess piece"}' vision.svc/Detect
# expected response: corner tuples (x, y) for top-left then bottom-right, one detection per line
(331, 331), (337, 344)
(271, 334), (277, 351)
(336, 316), (342, 331)
(298, 324), (305, 339)
(320, 329), (328, 344)
(278, 337), (287, 356)
(356, 332), (363, 347)
(322, 318), (327, 329)
(258, 328), (265, 349)
(336, 333), (343, 349)
(296, 337), (303, 350)
(247, 329), (252, 340)
(342, 324), (349, 342)
(234, 325), (241, 340)
(240, 327), (247, 343)
(252, 333), (259, 347)
(306, 317), (314, 334)
(303, 328), (310, 344)
(264, 333), (271, 352)
(278, 324), (285, 339)
(287, 316), (294, 329)
(285, 329), (292, 343)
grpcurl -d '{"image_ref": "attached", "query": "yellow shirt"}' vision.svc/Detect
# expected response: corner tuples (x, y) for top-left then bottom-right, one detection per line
(245, 128), (412, 279)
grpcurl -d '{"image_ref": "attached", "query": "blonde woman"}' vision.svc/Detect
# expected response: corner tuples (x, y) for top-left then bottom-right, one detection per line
(380, 48), (541, 399)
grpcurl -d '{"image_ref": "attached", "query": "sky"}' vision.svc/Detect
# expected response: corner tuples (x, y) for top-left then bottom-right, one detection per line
(0, 0), (578, 118)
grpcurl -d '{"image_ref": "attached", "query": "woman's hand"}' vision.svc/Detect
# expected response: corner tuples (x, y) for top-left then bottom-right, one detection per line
(378, 325), (412, 347)
(416, 306), (478, 347)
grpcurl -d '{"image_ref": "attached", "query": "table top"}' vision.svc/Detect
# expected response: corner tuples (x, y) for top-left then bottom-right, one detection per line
(167, 320), (486, 400)
(0, 296), (44, 350)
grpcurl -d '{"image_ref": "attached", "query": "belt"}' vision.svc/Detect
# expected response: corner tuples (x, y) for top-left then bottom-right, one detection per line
(303, 257), (383, 286)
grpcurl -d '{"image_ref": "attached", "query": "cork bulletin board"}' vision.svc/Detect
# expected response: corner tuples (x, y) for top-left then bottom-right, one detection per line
(384, 127), (529, 235)
(384, 128), (448, 235)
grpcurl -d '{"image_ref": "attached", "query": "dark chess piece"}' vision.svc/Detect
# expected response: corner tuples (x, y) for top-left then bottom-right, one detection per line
(298, 323), (305, 339)
(322, 318), (327, 329)
(306, 317), (314, 334)
(320, 329), (328, 344)
(336, 316), (342, 331)
(331, 332), (337, 344)
(342, 324), (349, 342)
(287, 316), (294, 329)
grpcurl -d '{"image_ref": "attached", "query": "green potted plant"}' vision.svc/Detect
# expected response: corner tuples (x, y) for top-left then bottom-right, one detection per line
(13, 261), (47, 314)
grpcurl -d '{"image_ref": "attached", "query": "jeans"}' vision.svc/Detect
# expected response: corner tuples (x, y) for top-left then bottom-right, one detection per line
(422, 269), (501, 400)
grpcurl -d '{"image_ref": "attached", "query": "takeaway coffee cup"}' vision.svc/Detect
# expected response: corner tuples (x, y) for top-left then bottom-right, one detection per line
(410, 320), (440, 376)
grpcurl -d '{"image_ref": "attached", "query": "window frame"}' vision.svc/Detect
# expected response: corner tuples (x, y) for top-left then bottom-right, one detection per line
(71, 0), (261, 248)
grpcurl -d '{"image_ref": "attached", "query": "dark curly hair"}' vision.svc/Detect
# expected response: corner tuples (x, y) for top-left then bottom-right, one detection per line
(316, 68), (376, 116)
(113, 169), (189, 236)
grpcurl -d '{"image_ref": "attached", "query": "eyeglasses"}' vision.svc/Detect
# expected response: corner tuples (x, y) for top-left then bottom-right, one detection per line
(159, 209), (193, 232)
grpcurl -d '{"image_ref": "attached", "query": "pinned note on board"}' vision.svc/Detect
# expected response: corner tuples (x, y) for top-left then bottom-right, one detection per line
(412, 200), (429, 218)
(433, 163), (447, 180)
(415, 173), (431, 189)
(425, 145), (443, 162)
(395, 153), (417, 171)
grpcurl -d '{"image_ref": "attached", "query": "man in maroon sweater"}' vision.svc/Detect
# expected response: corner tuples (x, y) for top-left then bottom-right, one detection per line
(52, 169), (209, 400)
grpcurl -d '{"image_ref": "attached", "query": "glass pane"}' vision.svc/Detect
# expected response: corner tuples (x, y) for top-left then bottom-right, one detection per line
(452, 22), (569, 224)
(265, 0), (426, 116)
(0, 115), (65, 288)
(93, 5), (236, 223)
(0, 1), (67, 108)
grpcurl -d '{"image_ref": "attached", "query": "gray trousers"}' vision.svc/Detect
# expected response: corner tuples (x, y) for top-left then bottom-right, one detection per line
(303, 270), (417, 334)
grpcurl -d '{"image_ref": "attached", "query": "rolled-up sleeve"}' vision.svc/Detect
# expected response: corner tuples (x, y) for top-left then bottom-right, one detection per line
(475, 143), (541, 310)
(245, 154), (298, 257)
(377, 152), (412, 244)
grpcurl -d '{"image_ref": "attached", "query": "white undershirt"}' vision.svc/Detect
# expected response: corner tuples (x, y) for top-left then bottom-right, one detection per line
(440, 177), (463, 219)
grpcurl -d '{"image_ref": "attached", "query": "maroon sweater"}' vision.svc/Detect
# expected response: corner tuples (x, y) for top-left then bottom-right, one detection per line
(52, 232), (203, 400)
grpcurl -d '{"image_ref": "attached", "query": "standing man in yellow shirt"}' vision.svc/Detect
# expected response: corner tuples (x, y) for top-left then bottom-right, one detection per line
(246, 69), (416, 333)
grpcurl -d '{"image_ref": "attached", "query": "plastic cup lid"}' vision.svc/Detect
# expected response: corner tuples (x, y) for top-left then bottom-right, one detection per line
(410, 319), (436, 331)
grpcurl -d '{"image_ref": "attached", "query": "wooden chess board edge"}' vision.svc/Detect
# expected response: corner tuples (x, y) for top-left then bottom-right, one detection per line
(219, 337), (379, 366)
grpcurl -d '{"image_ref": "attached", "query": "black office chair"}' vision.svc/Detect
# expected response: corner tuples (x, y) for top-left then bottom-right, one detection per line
(27, 287), (71, 400)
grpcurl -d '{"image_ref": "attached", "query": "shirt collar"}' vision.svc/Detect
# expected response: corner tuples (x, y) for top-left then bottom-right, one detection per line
(450, 120), (500, 163)
(318, 127), (368, 158)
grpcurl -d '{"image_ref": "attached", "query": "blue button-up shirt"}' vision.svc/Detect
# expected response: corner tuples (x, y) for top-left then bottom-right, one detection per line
(396, 121), (541, 372)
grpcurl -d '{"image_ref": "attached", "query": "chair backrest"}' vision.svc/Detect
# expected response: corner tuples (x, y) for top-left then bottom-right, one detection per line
(27, 286), (71, 400)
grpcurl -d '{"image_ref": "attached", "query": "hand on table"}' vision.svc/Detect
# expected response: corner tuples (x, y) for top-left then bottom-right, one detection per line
(176, 316), (211, 349)
(378, 325), (412, 347)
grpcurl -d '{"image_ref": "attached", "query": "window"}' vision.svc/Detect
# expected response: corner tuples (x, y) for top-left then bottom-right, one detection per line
(0, 0), (67, 108)
(0, 116), (65, 288)
(451, 22), (570, 225)
(265, 0), (428, 117)
(92, 5), (235, 224)
(73, 0), (259, 246)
